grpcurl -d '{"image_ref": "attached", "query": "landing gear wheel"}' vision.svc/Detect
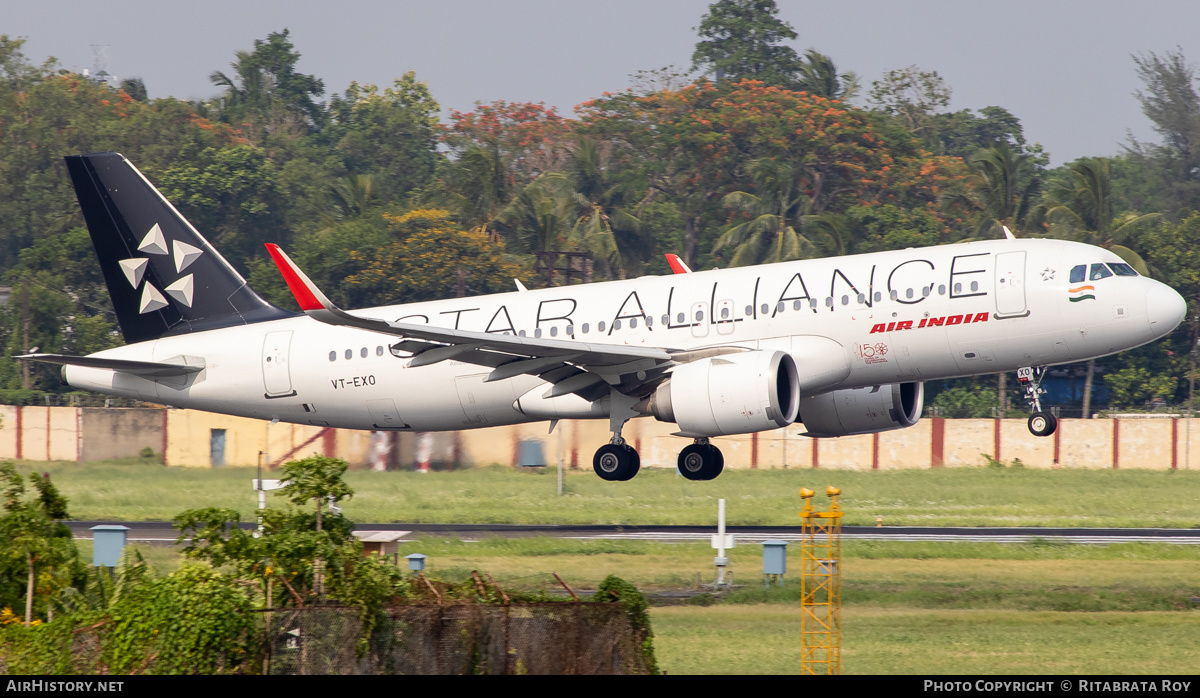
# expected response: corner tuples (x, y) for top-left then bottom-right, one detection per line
(594, 443), (639, 481)
(1028, 411), (1058, 437)
(678, 444), (723, 481)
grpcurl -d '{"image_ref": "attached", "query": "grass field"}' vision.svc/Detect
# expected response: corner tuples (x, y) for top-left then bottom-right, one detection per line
(94, 536), (1200, 674)
(40, 461), (1200, 674)
(20, 460), (1200, 527)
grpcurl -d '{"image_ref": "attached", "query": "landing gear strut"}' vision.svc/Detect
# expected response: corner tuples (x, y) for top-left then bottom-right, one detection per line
(593, 389), (641, 481)
(678, 438), (724, 481)
(1017, 366), (1057, 437)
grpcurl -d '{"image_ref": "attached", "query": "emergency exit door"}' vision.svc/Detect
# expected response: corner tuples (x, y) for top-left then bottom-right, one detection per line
(262, 331), (296, 398)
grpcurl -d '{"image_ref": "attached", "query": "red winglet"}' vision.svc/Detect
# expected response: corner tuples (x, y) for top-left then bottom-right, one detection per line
(665, 253), (690, 274)
(264, 243), (324, 311)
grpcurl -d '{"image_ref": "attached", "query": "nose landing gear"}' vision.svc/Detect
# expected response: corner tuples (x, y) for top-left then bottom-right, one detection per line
(1018, 366), (1057, 437)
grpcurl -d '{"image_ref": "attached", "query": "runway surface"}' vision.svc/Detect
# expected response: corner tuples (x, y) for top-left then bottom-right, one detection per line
(68, 521), (1200, 545)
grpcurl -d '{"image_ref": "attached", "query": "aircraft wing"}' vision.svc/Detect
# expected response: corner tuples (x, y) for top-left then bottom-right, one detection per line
(265, 244), (675, 397)
(16, 353), (204, 378)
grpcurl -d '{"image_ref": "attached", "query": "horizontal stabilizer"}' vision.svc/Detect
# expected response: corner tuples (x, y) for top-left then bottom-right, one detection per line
(16, 353), (204, 378)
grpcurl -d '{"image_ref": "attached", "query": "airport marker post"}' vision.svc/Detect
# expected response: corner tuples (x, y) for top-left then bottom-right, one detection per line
(712, 499), (736, 588)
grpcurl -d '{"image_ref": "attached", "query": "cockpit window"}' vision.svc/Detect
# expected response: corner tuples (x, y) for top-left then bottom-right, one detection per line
(1108, 262), (1138, 277)
(1069, 265), (1086, 283)
(1089, 263), (1113, 281)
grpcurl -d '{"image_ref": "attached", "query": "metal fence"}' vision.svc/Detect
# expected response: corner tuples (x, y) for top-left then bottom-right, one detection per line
(262, 603), (652, 675)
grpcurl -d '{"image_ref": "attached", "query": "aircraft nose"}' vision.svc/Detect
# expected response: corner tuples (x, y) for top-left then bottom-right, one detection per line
(1146, 283), (1186, 335)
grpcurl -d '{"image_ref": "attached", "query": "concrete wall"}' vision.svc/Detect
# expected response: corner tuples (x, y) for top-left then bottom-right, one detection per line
(79, 408), (164, 462)
(0, 406), (1196, 470)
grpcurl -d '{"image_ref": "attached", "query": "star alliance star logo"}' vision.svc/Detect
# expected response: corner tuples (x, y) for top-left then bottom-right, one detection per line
(118, 223), (203, 313)
(1040, 267), (1055, 281)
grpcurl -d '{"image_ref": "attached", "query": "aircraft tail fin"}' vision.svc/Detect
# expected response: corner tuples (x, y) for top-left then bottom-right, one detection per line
(65, 152), (297, 344)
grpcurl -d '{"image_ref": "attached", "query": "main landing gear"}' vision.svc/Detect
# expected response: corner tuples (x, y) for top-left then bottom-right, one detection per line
(1017, 365), (1057, 437)
(591, 389), (726, 481)
(678, 438), (724, 481)
(591, 436), (727, 482)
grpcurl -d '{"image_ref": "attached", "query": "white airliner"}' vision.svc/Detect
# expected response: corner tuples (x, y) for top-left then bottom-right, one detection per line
(21, 152), (1187, 481)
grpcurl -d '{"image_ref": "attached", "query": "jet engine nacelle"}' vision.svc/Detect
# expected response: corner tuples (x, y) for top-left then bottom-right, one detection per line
(645, 350), (800, 437)
(799, 382), (924, 438)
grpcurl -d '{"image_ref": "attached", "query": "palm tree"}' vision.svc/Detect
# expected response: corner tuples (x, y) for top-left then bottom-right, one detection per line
(1040, 157), (1158, 273)
(1040, 157), (1161, 417)
(444, 142), (512, 232)
(566, 138), (644, 278)
(796, 49), (860, 102)
(948, 144), (1042, 239)
(714, 158), (817, 266)
(494, 173), (578, 256)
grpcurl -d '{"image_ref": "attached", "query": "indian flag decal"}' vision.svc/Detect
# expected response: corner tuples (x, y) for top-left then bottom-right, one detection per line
(1068, 285), (1096, 302)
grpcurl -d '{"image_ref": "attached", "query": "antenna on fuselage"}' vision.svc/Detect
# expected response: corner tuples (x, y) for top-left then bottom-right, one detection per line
(1002, 225), (1016, 240)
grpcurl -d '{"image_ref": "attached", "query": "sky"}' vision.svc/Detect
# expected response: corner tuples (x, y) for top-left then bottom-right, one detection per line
(6, 0), (1200, 166)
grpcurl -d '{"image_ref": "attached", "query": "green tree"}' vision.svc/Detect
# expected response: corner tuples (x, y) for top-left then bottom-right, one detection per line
(868, 66), (952, 145)
(0, 464), (78, 626)
(1127, 49), (1200, 218)
(324, 74), (441, 204)
(796, 49), (858, 102)
(950, 144), (1043, 239)
(691, 0), (803, 87)
(208, 29), (325, 140)
(714, 158), (815, 265)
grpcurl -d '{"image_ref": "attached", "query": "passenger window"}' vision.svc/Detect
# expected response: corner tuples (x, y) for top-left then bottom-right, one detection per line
(629, 318), (638, 328)
(662, 314), (669, 325)
(535, 328), (542, 338)
(938, 285), (946, 295)
(1109, 262), (1138, 277)
(360, 347), (368, 358)
(761, 304), (769, 315)
(905, 288), (914, 299)
(695, 310), (704, 322)
(890, 290), (899, 301)
(598, 322), (606, 332)
(746, 306), (754, 316)
(1089, 263), (1113, 281)
(614, 320), (622, 330)
(329, 351), (336, 362)
(1069, 265), (1086, 283)
(582, 323), (590, 334)
(825, 297), (834, 307)
(344, 349), (352, 360)
(970, 281), (979, 292)
(678, 313), (686, 324)
(376, 346), (383, 356)
(645, 316), (653, 327)
(550, 327), (558, 337)
(793, 300), (802, 310)
(841, 295), (849, 306)
(857, 293), (865, 304)
(720, 308), (729, 319)
(777, 302), (785, 313)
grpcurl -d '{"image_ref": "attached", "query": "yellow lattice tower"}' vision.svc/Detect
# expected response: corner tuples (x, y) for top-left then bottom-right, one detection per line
(798, 486), (842, 675)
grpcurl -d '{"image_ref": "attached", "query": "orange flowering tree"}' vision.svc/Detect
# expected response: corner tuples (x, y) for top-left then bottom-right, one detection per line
(578, 79), (968, 265)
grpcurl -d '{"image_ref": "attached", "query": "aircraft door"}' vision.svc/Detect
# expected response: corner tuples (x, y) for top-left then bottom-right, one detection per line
(262, 331), (296, 398)
(994, 251), (1028, 318)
